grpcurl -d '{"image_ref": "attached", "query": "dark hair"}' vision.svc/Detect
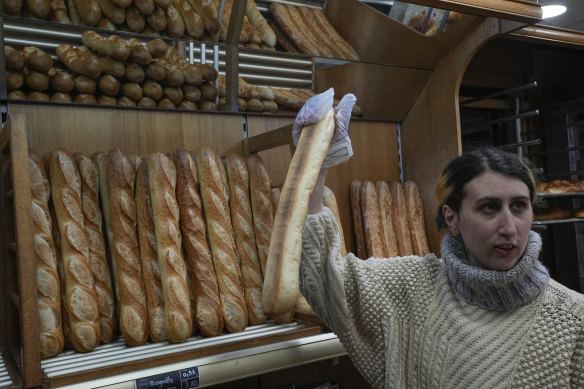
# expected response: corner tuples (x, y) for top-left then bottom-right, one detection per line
(434, 147), (536, 230)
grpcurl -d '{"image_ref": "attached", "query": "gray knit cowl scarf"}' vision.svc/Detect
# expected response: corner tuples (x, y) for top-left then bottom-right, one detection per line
(441, 230), (549, 311)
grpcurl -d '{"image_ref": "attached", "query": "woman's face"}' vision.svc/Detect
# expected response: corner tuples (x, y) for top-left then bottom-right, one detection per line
(443, 172), (533, 270)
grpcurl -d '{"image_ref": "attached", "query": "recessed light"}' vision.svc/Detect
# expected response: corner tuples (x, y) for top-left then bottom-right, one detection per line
(541, 5), (567, 19)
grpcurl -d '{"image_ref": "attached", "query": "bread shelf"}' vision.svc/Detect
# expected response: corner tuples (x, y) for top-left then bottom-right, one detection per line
(533, 218), (584, 225)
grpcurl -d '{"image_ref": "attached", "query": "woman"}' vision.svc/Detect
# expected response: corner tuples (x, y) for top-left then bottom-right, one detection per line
(299, 146), (584, 388)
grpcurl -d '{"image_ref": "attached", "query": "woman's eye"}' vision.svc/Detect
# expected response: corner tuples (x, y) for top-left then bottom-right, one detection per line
(481, 203), (498, 214)
(511, 201), (528, 213)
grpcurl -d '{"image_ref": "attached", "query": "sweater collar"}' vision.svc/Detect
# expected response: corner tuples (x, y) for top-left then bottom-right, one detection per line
(440, 230), (549, 311)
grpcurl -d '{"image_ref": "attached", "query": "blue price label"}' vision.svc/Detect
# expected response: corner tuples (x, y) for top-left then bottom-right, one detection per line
(134, 366), (200, 389)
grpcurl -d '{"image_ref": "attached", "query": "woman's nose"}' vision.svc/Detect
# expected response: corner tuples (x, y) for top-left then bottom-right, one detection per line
(499, 208), (517, 236)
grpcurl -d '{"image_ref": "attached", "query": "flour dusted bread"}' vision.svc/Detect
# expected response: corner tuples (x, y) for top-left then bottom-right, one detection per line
(135, 161), (168, 342)
(174, 149), (223, 337)
(49, 148), (101, 353)
(196, 146), (247, 333)
(74, 153), (116, 344)
(323, 186), (347, 257)
(389, 181), (414, 256)
(404, 181), (430, 256)
(30, 150), (64, 359)
(262, 108), (335, 317)
(148, 153), (192, 343)
(360, 181), (385, 258)
(107, 148), (149, 346)
(376, 181), (399, 257)
(247, 153), (273, 276)
(225, 154), (266, 325)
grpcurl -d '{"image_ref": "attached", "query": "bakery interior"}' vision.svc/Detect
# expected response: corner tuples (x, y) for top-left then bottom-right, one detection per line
(1, 0), (584, 388)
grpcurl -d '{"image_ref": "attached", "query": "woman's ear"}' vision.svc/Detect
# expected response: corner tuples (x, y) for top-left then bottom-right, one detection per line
(442, 204), (458, 232)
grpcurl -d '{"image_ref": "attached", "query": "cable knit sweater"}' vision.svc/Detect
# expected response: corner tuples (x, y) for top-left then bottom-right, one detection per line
(299, 208), (584, 389)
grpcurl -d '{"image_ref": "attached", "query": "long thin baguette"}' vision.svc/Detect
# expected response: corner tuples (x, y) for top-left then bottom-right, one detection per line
(174, 149), (224, 337)
(135, 161), (168, 342)
(322, 185), (347, 257)
(74, 153), (116, 344)
(107, 148), (149, 346)
(389, 181), (414, 256)
(49, 149), (101, 353)
(196, 146), (248, 333)
(376, 181), (399, 257)
(361, 181), (385, 258)
(350, 180), (366, 259)
(148, 153), (192, 343)
(246, 0), (275, 46)
(225, 154), (266, 326)
(404, 181), (430, 256)
(262, 108), (335, 317)
(30, 150), (64, 359)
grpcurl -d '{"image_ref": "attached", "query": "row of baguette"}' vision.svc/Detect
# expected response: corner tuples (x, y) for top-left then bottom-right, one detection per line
(5, 33), (221, 110)
(350, 180), (431, 260)
(32, 146), (349, 359)
(6, 0), (276, 50)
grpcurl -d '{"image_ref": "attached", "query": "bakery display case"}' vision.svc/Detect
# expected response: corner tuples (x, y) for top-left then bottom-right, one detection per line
(4, 0), (574, 388)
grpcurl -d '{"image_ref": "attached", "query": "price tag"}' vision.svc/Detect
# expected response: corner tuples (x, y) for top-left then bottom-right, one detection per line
(134, 366), (200, 389)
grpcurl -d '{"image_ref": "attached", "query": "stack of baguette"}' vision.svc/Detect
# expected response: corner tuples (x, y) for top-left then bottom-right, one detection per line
(5, 32), (219, 110)
(350, 180), (431, 259)
(269, 3), (359, 61)
(217, 74), (278, 113)
(29, 144), (302, 358)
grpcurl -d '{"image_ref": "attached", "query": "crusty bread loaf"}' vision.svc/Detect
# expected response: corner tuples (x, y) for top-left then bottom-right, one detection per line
(404, 181), (430, 256)
(74, 152), (116, 344)
(148, 153), (192, 343)
(30, 150), (64, 359)
(135, 161), (168, 342)
(350, 180), (366, 259)
(195, 146), (247, 333)
(107, 148), (149, 346)
(49, 148), (101, 353)
(376, 181), (399, 257)
(173, 149), (223, 337)
(389, 181), (414, 256)
(322, 186), (347, 257)
(270, 187), (281, 220)
(262, 108), (335, 317)
(247, 153), (273, 276)
(225, 154), (266, 326)
(360, 181), (385, 258)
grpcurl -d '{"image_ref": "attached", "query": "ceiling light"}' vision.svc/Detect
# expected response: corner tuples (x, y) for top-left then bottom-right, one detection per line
(541, 5), (567, 19)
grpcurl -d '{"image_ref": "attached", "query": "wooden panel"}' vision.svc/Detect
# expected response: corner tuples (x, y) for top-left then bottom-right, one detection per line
(315, 62), (432, 122)
(511, 25), (584, 47)
(326, 0), (481, 69)
(401, 17), (501, 254)
(7, 103), (245, 157)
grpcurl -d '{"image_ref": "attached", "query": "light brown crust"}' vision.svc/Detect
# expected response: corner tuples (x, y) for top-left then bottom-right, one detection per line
(350, 180), (366, 259)
(376, 181), (399, 257)
(74, 153), (116, 344)
(174, 149), (224, 337)
(404, 181), (430, 256)
(135, 161), (168, 342)
(262, 108), (335, 317)
(107, 148), (149, 346)
(225, 154), (267, 326)
(49, 148), (101, 353)
(30, 150), (65, 359)
(148, 153), (192, 343)
(196, 146), (247, 333)
(310, 7), (360, 61)
(323, 186), (347, 257)
(389, 181), (414, 256)
(360, 181), (385, 258)
(269, 2), (314, 56)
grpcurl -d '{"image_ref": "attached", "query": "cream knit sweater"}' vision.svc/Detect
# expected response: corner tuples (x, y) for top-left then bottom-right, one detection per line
(299, 208), (584, 389)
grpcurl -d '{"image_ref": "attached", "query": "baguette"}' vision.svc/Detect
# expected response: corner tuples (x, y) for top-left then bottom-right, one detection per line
(56, 45), (101, 79)
(188, 0), (219, 34)
(173, 149), (223, 337)
(107, 149), (149, 346)
(350, 180), (366, 259)
(225, 154), (266, 325)
(30, 150), (65, 359)
(74, 153), (116, 344)
(262, 108), (335, 317)
(389, 181), (414, 256)
(5, 46), (25, 71)
(23, 46), (53, 73)
(145, 5), (166, 31)
(49, 70), (75, 93)
(247, 153), (273, 276)
(195, 146), (247, 333)
(165, 4), (186, 38)
(128, 39), (153, 66)
(49, 0), (71, 22)
(322, 186), (347, 257)
(26, 0), (50, 18)
(270, 187), (280, 219)
(71, 0), (102, 26)
(269, 3), (315, 56)
(172, 0), (204, 39)
(360, 181), (385, 258)
(310, 7), (360, 61)
(81, 31), (131, 61)
(95, 0), (125, 25)
(49, 149), (101, 353)
(269, 21), (297, 53)
(51, 92), (72, 103)
(376, 181), (399, 257)
(148, 153), (192, 343)
(246, 0), (275, 47)
(403, 181), (430, 256)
